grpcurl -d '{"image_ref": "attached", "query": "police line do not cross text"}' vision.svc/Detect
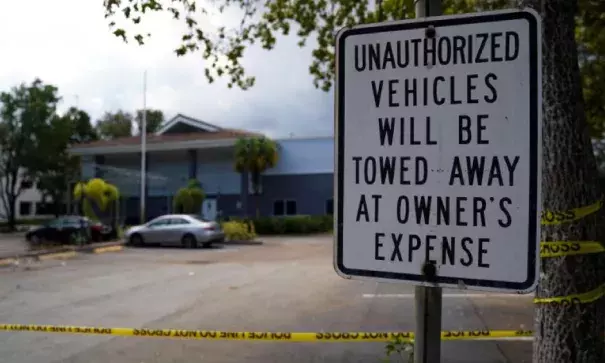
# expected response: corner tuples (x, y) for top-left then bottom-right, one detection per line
(334, 10), (542, 293)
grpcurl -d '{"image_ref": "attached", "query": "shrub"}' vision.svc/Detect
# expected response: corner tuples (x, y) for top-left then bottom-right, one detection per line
(0, 218), (54, 232)
(1, 218), (54, 226)
(221, 220), (257, 241)
(173, 179), (205, 214)
(73, 178), (120, 222)
(247, 215), (333, 235)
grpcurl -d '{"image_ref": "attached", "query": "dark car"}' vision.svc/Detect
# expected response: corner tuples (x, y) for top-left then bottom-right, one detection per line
(25, 216), (112, 245)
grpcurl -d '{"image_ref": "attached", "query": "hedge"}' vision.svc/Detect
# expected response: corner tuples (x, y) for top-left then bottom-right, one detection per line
(225, 215), (333, 235)
(221, 220), (257, 241)
(0, 217), (53, 227)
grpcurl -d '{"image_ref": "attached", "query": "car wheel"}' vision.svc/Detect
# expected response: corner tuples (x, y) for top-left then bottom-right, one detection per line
(182, 234), (197, 249)
(130, 233), (144, 247)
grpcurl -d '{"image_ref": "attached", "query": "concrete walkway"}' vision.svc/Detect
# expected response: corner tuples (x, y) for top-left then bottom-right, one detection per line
(0, 234), (28, 257)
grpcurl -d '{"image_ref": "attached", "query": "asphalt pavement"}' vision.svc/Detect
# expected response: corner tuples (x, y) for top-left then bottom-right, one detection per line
(0, 236), (534, 363)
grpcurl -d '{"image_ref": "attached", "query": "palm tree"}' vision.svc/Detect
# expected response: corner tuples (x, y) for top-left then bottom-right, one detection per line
(234, 136), (279, 215)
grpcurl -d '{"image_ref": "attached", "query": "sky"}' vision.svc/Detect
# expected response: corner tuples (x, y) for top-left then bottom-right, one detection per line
(0, 0), (334, 138)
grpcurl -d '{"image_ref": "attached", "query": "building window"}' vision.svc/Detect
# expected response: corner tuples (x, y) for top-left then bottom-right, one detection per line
(273, 200), (297, 216)
(273, 200), (285, 216)
(20, 180), (33, 190)
(19, 202), (32, 216)
(36, 202), (54, 216)
(286, 200), (297, 215)
(326, 199), (334, 215)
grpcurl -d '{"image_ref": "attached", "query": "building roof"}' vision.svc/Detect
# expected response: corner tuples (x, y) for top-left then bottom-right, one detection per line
(69, 113), (263, 156)
(155, 113), (224, 135)
(73, 129), (258, 149)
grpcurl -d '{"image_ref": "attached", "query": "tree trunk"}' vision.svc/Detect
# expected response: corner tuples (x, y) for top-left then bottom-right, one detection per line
(7, 199), (16, 231)
(520, 0), (605, 361)
(241, 170), (249, 218)
(53, 199), (60, 217)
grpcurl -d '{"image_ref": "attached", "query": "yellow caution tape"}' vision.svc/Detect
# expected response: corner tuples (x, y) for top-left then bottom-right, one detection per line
(0, 324), (536, 341)
(541, 198), (603, 225)
(539, 241), (604, 258)
(533, 283), (605, 305)
(440, 329), (534, 340)
(536, 241), (604, 303)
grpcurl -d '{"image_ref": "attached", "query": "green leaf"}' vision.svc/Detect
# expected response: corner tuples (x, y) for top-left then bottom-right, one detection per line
(95, 110), (133, 139)
(175, 45), (188, 56)
(134, 34), (144, 45)
(100, 0), (605, 103)
(113, 28), (127, 42)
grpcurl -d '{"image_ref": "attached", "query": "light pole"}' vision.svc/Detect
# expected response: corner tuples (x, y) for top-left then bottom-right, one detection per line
(140, 71), (147, 225)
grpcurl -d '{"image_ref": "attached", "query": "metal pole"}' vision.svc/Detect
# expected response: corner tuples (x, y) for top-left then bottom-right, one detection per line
(140, 71), (147, 224)
(66, 180), (71, 214)
(413, 1), (442, 363)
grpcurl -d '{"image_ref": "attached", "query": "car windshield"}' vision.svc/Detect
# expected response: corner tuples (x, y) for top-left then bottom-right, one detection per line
(45, 218), (61, 227)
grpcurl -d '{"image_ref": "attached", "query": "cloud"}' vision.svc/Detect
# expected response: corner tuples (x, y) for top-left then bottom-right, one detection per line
(0, 0), (333, 138)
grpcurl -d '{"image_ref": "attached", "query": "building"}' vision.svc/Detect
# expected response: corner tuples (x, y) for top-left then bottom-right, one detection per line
(0, 170), (55, 221)
(69, 114), (335, 223)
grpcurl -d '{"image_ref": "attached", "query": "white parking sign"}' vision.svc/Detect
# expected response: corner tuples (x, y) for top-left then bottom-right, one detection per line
(333, 9), (542, 293)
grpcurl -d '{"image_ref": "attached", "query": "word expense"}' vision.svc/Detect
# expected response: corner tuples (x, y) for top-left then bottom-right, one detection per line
(374, 232), (490, 268)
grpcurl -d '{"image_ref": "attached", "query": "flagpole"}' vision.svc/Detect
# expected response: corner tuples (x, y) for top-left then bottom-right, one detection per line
(140, 70), (147, 224)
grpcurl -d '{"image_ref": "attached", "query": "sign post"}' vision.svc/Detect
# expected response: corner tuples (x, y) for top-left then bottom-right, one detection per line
(413, 1), (444, 362)
(333, 6), (542, 363)
(413, 3), (444, 363)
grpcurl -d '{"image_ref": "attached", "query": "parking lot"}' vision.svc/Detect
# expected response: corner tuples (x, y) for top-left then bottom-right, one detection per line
(0, 235), (534, 363)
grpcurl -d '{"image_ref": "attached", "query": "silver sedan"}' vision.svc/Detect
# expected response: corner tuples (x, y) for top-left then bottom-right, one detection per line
(125, 214), (225, 248)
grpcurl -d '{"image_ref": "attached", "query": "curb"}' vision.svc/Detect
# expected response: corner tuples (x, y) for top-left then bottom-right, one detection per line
(0, 241), (126, 267)
(92, 245), (124, 254)
(77, 241), (126, 254)
(0, 258), (17, 266)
